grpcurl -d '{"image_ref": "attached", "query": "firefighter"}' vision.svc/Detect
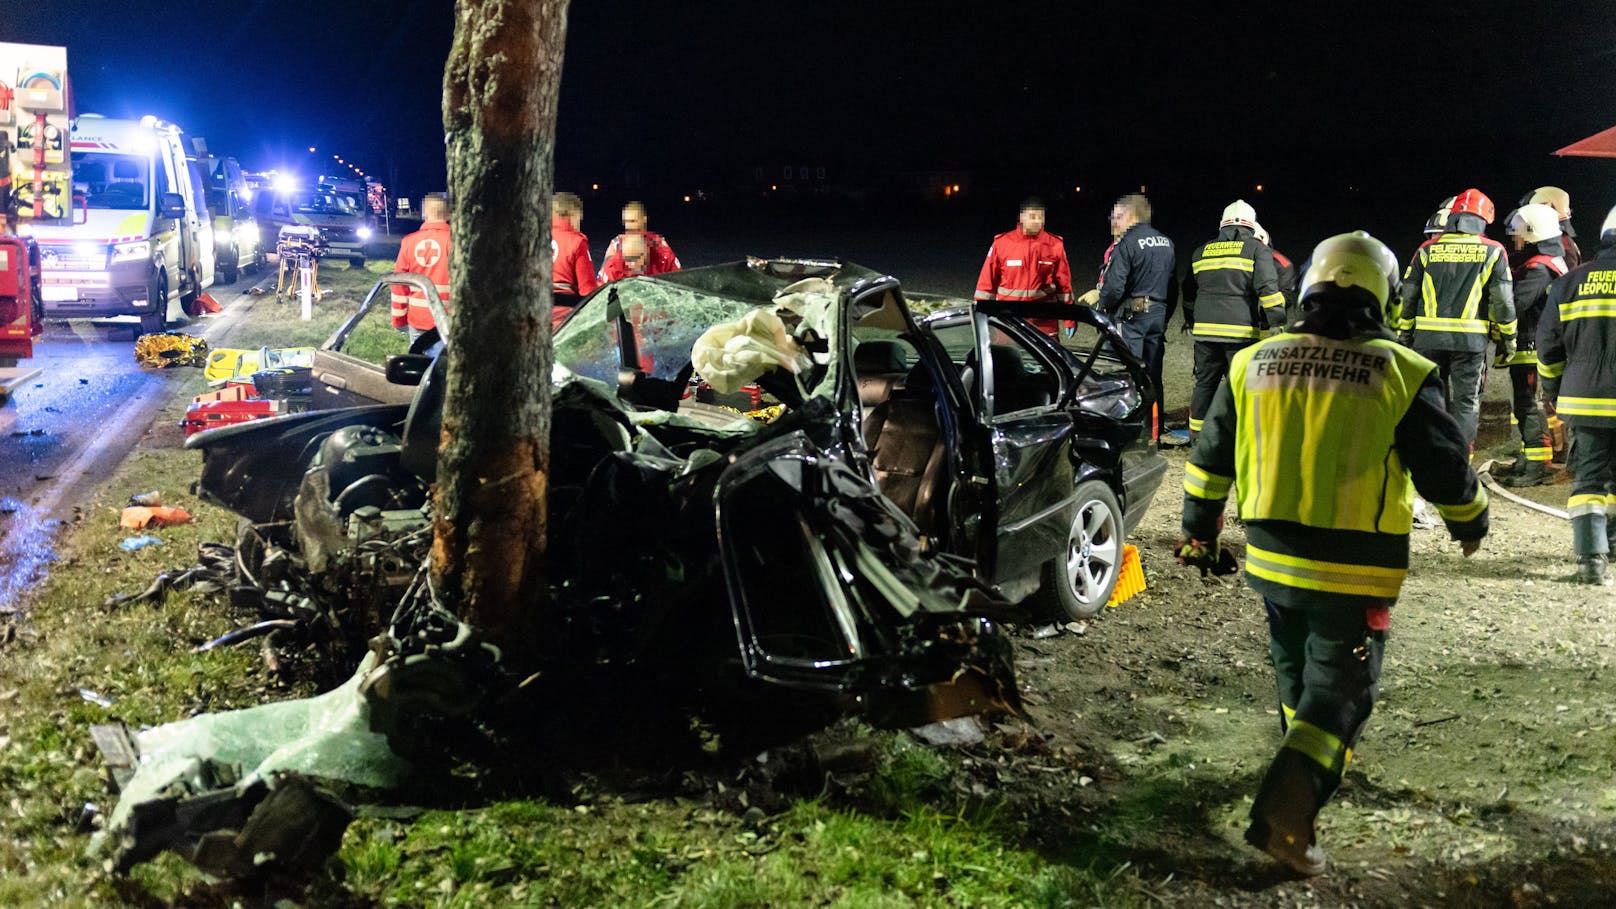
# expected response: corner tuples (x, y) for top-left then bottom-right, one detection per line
(1180, 231), (1488, 875)
(1254, 223), (1299, 322)
(1536, 203), (1616, 585)
(1181, 200), (1285, 437)
(1522, 186), (1580, 269)
(1079, 193), (1176, 437)
(390, 193), (451, 343)
(975, 196), (1074, 335)
(1496, 204), (1568, 487)
(1392, 188), (1517, 450)
(601, 201), (680, 280)
(551, 191), (599, 309)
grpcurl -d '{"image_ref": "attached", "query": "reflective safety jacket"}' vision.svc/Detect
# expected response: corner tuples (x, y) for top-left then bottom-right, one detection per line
(1182, 319), (1488, 608)
(975, 228), (1073, 333)
(1501, 239), (1568, 365)
(1394, 231), (1516, 352)
(1537, 244), (1616, 428)
(391, 220), (452, 331)
(1182, 226), (1285, 343)
(551, 215), (599, 301)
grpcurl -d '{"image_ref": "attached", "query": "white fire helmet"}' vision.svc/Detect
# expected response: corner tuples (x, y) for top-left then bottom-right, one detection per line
(1602, 203), (1616, 245)
(1300, 231), (1400, 308)
(1507, 204), (1563, 244)
(1252, 222), (1271, 245)
(1527, 186), (1572, 221)
(1220, 199), (1258, 229)
(1424, 196), (1456, 235)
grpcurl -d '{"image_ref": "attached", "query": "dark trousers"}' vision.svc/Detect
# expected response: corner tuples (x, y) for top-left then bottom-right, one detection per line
(1117, 304), (1166, 439)
(1251, 598), (1386, 833)
(1190, 341), (1243, 435)
(1509, 365), (1552, 462)
(1421, 349), (1487, 449)
(1568, 425), (1616, 556)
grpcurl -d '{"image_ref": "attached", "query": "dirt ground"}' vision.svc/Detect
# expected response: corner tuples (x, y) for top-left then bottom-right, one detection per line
(993, 390), (1616, 906)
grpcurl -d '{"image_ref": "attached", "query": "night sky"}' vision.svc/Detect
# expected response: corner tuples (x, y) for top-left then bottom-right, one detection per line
(4, 1), (1615, 245)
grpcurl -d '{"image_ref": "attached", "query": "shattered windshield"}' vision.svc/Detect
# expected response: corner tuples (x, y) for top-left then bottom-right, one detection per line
(552, 276), (842, 406)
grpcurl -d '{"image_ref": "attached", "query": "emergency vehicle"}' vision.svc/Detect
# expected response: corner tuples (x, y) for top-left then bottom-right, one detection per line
(254, 175), (370, 268)
(0, 41), (61, 378)
(25, 114), (215, 334)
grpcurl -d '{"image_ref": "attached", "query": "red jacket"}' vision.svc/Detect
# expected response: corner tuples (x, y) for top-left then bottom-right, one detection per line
(975, 228), (1073, 333)
(551, 215), (599, 300)
(599, 230), (681, 283)
(391, 220), (451, 330)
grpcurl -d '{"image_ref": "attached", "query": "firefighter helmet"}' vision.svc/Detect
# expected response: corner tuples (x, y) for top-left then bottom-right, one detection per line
(1450, 188), (1496, 224)
(1602, 203), (1616, 245)
(1527, 186), (1572, 221)
(1220, 199), (1258, 228)
(1424, 196), (1456, 235)
(1252, 223), (1270, 245)
(1507, 204), (1563, 244)
(1299, 231), (1400, 308)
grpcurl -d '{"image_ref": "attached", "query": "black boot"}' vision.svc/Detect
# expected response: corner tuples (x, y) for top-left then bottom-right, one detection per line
(1501, 460), (1549, 487)
(1246, 749), (1332, 876)
(1576, 555), (1611, 586)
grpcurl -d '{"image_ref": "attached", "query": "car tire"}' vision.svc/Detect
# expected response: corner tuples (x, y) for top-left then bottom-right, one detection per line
(1033, 479), (1124, 620)
(219, 247), (239, 285)
(138, 271), (169, 335)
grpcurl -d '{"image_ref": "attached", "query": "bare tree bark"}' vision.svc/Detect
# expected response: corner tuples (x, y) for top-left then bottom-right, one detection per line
(435, 0), (568, 664)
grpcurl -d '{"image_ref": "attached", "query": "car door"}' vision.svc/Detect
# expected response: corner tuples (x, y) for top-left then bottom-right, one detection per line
(310, 275), (443, 409)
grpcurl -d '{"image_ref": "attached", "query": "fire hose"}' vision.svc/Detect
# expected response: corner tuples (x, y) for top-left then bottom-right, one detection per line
(1475, 459), (1569, 521)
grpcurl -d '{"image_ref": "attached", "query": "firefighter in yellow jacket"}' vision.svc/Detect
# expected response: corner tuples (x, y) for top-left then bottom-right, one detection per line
(1180, 232), (1489, 875)
(1536, 203), (1616, 585)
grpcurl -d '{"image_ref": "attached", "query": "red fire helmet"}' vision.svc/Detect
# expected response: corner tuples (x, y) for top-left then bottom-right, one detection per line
(1450, 188), (1496, 224)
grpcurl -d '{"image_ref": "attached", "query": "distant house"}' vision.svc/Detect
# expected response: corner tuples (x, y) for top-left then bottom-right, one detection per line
(894, 168), (974, 200)
(748, 156), (831, 194)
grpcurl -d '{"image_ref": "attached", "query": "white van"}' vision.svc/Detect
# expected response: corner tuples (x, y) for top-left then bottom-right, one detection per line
(26, 114), (215, 333)
(253, 177), (370, 269)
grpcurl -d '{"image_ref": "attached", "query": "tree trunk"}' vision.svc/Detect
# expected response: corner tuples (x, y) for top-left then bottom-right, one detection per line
(435, 0), (568, 665)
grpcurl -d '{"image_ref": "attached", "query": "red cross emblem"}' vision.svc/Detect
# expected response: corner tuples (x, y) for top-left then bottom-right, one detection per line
(413, 238), (443, 269)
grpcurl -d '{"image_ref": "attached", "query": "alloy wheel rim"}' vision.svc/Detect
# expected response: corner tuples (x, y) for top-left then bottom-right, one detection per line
(1066, 499), (1119, 605)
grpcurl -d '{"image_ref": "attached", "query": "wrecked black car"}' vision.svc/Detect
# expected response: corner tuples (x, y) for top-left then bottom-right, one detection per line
(187, 259), (1164, 729)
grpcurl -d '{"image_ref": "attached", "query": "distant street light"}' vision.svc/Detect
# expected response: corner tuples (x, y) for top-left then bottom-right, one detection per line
(308, 146), (316, 153)
(1256, 183), (1265, 192)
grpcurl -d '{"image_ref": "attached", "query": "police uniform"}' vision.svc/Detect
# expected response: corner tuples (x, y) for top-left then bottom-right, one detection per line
(1181, 225), (1284, 435)
(1181, 232), (1488, 874)
(1095, 221), (1176, 424)
(1392, 223), (1517, 448)
(1537, 238), (1616, 579)
(1502, 239), (1568, 471)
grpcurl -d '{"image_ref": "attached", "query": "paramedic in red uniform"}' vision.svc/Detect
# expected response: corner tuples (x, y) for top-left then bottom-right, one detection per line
(551, 191), (599, 311)
(391, 193), (451, 343)
(974, 197), (1074, 335)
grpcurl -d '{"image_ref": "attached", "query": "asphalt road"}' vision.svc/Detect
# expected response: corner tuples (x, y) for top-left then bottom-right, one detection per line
(0, 280), (264, 613)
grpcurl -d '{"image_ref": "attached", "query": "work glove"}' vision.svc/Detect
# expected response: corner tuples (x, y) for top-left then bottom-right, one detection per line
(1175, 536), (1228, 577)
(1077, 288), (1101, 307)
(1492, 337), (1517, 368)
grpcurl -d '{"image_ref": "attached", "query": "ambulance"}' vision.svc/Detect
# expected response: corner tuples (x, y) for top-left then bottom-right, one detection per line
(25, 114), (215, 333)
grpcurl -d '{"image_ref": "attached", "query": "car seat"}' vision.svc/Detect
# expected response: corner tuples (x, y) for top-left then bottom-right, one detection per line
(987, 344), (1054, 414)
(863, 361), (950, 532)
(852, 339), (912, 407)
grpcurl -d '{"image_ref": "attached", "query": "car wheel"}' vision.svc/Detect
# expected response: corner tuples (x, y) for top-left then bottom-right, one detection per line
(1034, 479), (1123, 620)
(219, 247), (239, 285)
(138, 271), (169, 335)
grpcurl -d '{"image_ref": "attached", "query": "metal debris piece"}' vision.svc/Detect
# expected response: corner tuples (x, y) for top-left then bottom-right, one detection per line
(90, 725), (140, 791)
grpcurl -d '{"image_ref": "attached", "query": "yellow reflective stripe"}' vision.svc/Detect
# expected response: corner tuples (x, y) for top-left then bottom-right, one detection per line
(1569, 494), (1607, 517)
(1434, 486), (1488, 523)
(1493, 319), (1518, 338)
(1559, 397), (1616, 418)
(1413, 315), (1489, 333)
(1420, 257), (1437, 319)
(1244, 544), (1407, 598)
(1192, 257), (1255, 274)
(1562, 299), (1616, 321)
(1538, 359), (1565, 378)
(1281, 703), (1296, 721)
(1503, 349), (1538, 366)
(1258, 292), (1286, 308)
(1460, 253), (1496, 321)
(1282, 718), (1349, 776)
(1523, 447), (1553, 462)
(1188, 417), (1204, 432)
(1183, 462), (1234, 500)
(1193, 322), (1263, 340)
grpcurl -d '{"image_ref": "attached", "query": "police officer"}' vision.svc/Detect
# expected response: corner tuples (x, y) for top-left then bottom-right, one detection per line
(1078, 193), (1175, 437)
(1536, 203), (1616, 585)
(1181, 200), (1284, 436)
(1497, 204), (1568, 487)
(1179, 231), (1488, 876)
(1392, 188), (1517, 450)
